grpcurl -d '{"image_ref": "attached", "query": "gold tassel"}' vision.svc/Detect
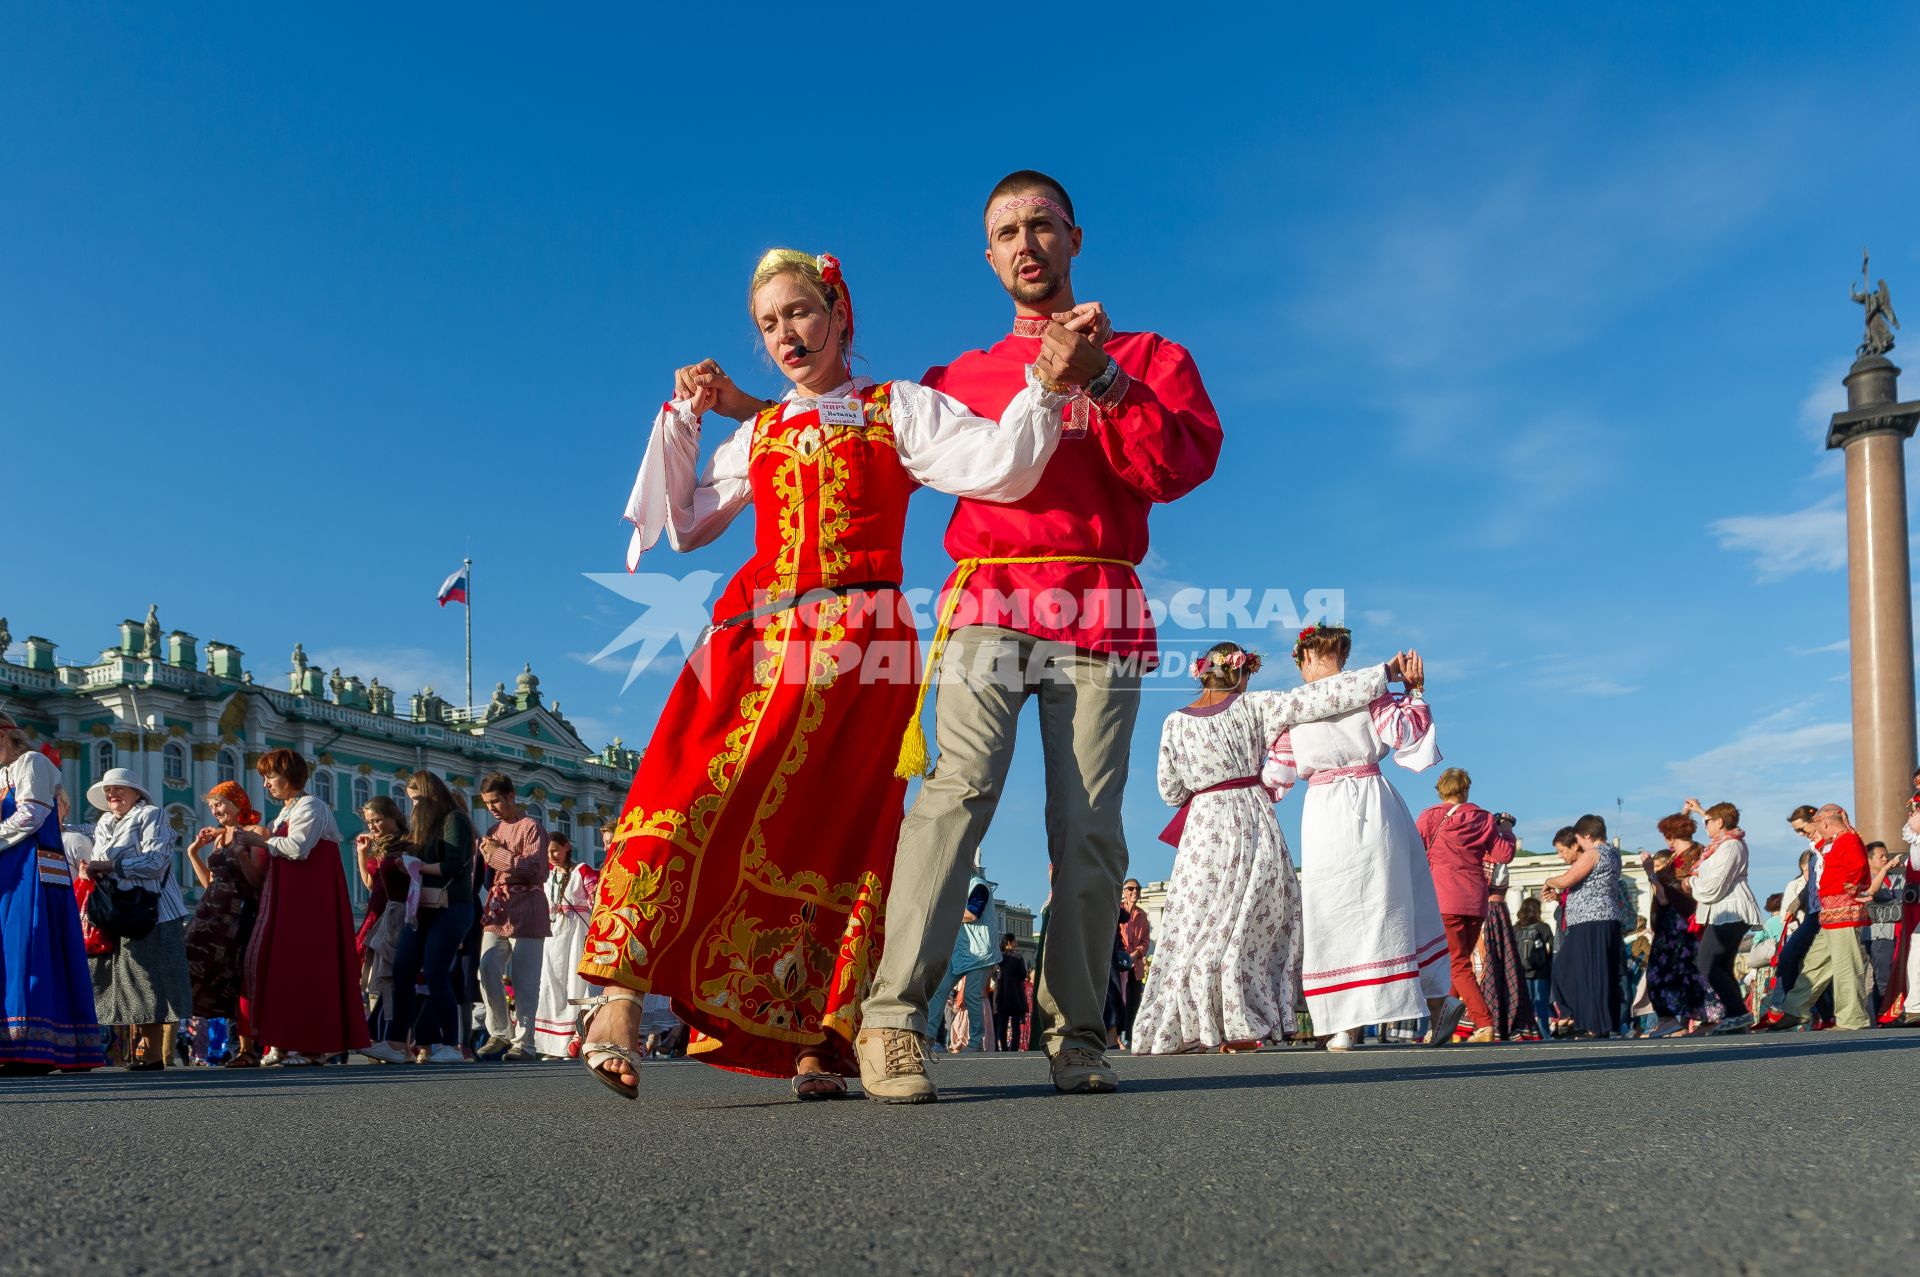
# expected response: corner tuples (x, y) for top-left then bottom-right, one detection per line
(892, 554), (1133, 783)
(894, 715), (930, 780)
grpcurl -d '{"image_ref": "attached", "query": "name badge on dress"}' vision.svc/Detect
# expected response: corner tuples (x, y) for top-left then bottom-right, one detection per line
(818, 398), (864, 429)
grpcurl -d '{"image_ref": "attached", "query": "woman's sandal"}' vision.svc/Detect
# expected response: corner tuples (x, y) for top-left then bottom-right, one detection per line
(791, 1070), (849, 1101)
(791, 1049), (849, 1101)
(574, 991), (646, 1100)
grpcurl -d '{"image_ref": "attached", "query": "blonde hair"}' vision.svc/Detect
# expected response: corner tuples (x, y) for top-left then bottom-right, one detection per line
(748, 249), (851, 352)
(749, 248), (827, 308)
(1435, 767), (1471, 803)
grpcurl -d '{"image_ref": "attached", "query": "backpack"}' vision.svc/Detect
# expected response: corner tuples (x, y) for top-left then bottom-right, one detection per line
(1519, 925), (1549, 972)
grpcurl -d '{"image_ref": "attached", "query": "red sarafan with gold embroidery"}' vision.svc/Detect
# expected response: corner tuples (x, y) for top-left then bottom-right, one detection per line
(582, 382), (918, 1077)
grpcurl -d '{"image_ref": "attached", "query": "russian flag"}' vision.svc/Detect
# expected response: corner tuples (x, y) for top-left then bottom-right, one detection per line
(436, 564), (470, 608)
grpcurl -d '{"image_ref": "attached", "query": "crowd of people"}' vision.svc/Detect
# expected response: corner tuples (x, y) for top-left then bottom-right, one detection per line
(0, 711), (668, 1073)
(8, 167), (1918, 1099)
(1129, 679), (1920, 1049)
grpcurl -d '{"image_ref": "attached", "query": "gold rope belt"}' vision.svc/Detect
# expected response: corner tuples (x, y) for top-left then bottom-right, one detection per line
(894, 555), (1133, 779)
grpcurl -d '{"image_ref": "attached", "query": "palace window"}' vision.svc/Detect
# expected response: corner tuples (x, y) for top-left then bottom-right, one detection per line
(314, 769), (335, 810)
(162, 741), (188, 788)
(217, 748), (239, 787)
(351, 775), (371, 813)
(555, 809), (572, 845)
(92, 740), (114, 782)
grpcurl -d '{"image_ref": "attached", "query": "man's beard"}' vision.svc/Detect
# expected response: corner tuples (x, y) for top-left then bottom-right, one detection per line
(1007, 263), (1062, 306)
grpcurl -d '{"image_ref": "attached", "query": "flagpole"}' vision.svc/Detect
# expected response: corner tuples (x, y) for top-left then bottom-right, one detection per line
(464, 556), (473, 715)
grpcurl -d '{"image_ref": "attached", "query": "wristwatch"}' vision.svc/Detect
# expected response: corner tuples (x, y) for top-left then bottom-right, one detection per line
(1086, 356), (1129, 407)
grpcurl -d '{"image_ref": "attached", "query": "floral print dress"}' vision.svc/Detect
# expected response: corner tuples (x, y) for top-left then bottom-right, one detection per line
(1131, 670), (1388, 1054)
(1645, 878), (1717, 1022)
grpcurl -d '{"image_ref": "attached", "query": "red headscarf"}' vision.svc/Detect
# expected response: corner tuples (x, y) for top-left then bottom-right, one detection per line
(206, 780), (261, 828)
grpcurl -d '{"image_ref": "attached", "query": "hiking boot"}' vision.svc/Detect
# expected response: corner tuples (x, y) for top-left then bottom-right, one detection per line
(474, 1034), (511, 1060)
(1049, 1047), (1118, 1094)
(854, 1028), (937, 1104)
(1465, 1026), (1497, 1044)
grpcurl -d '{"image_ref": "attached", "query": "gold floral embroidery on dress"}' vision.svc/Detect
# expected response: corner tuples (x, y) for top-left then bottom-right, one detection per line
(743, 595), (848, 868)
(821, 873), (884, 1026)
(694, 890), (840, 1041)
(613, 806), (697, 857)
(583, 610), (802, 987)
(582, 852), (688, 974)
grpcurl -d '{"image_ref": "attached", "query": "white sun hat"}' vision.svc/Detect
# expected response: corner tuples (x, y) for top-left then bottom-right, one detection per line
(86, 766), (154, 812)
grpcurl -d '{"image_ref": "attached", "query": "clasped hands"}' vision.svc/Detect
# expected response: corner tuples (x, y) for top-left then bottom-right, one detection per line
(1385, 649), (1425, 694)
(1033, 301), (1112, 391)
(188, 824), (237, 855)
(667, 302), (1116, 421)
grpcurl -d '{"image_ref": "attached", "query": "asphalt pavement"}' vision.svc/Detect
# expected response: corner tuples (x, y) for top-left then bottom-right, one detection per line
(5, 1031), (1916, 1276)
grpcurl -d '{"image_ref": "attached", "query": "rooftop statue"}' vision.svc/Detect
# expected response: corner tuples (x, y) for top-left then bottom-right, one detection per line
(1853, 251), (1900, 358)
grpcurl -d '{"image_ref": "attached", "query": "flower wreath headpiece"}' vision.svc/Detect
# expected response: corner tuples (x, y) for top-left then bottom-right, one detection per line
(1189, 648), (1262, 680)
(1291, 622), (1351, 662)
(815, 253), (852, 346)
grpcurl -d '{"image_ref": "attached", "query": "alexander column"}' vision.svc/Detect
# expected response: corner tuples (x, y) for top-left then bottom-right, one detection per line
(1826, 258), (1920, 847)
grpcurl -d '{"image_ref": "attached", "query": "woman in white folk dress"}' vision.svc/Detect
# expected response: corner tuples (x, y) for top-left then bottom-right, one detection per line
(533, 833), (598, 1060)
(1132, 641), (1401, 1055)
(1262, 625), (1453, 1052)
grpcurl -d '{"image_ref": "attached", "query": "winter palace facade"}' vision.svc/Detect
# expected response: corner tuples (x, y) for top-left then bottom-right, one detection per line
(0, 610), (639, 902)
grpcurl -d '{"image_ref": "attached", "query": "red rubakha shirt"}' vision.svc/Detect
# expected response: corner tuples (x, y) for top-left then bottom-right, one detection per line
(1815, 829), (1870, 928)
(922, 321), (1222, 666)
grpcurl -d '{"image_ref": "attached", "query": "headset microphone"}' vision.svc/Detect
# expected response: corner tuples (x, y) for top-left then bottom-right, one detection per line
(787, 335), (831, 358)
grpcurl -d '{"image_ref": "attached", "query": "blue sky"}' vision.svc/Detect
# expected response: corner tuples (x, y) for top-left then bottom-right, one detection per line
(7, 4), (1920, 913)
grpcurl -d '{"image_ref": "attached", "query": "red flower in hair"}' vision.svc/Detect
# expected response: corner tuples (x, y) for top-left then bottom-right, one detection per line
(817, 253), (843, 288)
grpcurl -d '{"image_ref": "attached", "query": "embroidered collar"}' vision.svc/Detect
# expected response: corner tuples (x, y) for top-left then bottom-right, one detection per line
(1012, 315), (1049, 338)
(782, 375), (871, 405)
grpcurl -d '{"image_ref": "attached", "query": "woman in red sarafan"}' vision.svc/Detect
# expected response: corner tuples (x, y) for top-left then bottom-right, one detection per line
(577, 249), (1066, 1098)
(230, 748), (370, 1062)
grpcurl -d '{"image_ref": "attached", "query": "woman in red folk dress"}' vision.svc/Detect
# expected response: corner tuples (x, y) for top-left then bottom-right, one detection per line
(577, 249), (1066, 1099)
(230, 748), (370, 1064)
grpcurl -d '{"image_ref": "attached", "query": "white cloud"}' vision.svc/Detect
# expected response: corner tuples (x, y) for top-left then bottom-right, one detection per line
(1708, 498), (1847, 581)
(1571, 679), (1638, 697)
(1292, 93), (1810, 376)
(306, 646), (466, 700)
(1135, 548), (1197, 600)
(1793, 639), (1848, 656)
(562, 713), (618, 749)
(1797, 358), (1851, 443)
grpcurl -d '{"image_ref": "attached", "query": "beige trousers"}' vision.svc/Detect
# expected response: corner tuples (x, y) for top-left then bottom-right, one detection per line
(863, 626), (1138, 1055)
(1782, 926), (1871, 1030)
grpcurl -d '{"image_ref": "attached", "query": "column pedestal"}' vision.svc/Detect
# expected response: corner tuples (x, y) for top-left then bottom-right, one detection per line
(1828, 355), (1920, 848)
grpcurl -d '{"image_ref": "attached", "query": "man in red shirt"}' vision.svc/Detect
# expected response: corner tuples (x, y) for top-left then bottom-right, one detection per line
(1777, 804), (1884, 1030)
(853, 170), (1224, 1101)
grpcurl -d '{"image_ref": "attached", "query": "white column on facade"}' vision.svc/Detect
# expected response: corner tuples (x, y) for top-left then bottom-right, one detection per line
(190, 738), (216, 821)
(143, 734), (164, 814)
(243, 707), (268, 815)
